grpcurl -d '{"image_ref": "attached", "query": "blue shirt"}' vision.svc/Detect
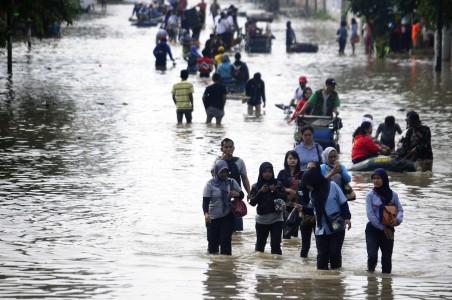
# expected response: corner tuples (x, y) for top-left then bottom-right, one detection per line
(366, 190), (403, 231)
(294, 142), (323, 171)
(320, 163), (351, 186)
(310, 181), (347, 236)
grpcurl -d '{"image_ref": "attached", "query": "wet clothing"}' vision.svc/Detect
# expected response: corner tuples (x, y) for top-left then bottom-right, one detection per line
(203, 160), (244, 255)
(337, 26), (347, 53)
(376, 123), (402, 149)
(176, 110), (192, 123)
(206, 212), (234, 255)
(302, 167), (351, 270)
(365, 171), (403, 273)
(397, 125), (433, 160)
(245, 78), (266, 106)
(286, 27), (296, 49)
(351, 134), (380, 164)
(294, 142), (323, 172)
(153, 41), (174, 68)
(255, 221), (284, 254)
(172, 81), (193, 110)
(307, 89), (340, 116)
(310, 181), (350, 236)
(197, 56), (214, 77)
(231, 61), (249, 83)
(203, 177), (242, 219)
(249, 162), (287, 254)
(212, 156), (248, 232)
(203, 82), (227, 110)
(365, 222), (393, 273)
(217, 61), (233, 85)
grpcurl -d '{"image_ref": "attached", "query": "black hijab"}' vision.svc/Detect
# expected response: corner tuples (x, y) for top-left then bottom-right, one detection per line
(302, 164), (330, 220)
(372, 168), (393, 204)
(256, 162), (277, 189)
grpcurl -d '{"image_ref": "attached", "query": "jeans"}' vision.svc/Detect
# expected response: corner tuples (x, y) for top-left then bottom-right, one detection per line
(206, 213), (234, 255)
(365, 222), (394, 273)
(233, 216), (243, 231)
(300, 221), (315, 257)
(315, 230), (345, 270)
(255, 221), (284, 255)
(176, 109), (193, 124)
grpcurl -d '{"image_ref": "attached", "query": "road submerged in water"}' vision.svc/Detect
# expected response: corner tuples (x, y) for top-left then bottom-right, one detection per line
(0, 2), (452, 299)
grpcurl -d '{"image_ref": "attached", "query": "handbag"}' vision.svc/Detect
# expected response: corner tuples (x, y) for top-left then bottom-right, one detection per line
(327, 212), (345, 233)
(300, 211), (316, 225)
(381, 205), (397, 226)
(231, 199), (247, 217)
(343, 183), (356, 201)
(351, 35), (360, 43)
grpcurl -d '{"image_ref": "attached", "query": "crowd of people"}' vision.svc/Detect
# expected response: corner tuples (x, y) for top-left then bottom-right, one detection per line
(202, 137), (405, 273)
(150, 0), (434, 274)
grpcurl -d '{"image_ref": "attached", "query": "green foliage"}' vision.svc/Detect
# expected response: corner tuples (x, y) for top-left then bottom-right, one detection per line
(348, 0), (395, 37)
(416, 0), (452, 28)
(311, 10), (334, 21)
(0, 0), (79, 46)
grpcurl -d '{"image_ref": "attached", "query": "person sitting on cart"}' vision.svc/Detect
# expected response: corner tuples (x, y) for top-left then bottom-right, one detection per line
(289, 75), (308, 108)
(298, 78), (340, 117)
(246, 18), (263, 37)
(288, 87), (312, 124)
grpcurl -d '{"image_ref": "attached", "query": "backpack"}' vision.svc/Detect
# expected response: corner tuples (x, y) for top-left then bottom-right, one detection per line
(232, 63), (246, 81)
(225, 157), (241, 187)
(155, 44), (166, 59)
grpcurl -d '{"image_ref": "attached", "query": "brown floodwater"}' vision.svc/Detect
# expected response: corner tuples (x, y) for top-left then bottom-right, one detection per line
(0, 2), (452, 299)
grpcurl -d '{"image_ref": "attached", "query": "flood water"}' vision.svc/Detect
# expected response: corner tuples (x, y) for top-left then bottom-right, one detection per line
(1, 2), (452, 299)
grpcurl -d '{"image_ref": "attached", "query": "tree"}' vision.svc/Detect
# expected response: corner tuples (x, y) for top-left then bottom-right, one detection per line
(348, 0), (395, 57)
(0, 0), (79, 75)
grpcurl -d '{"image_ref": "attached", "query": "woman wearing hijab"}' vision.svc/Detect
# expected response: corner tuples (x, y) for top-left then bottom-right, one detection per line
(320, 147), (351, 189)
(302, 164), (351, 270)
(203, 160), (244, 255)
(249, 162), (287, 255)
(365, 168), (403, 273)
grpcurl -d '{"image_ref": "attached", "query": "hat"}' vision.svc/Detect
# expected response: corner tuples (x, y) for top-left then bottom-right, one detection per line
(298, 75), (307, 84)
(325, 78), (336, 86)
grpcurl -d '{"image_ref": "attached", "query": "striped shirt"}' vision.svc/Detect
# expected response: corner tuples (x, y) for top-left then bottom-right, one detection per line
(172, 81), (194, 110)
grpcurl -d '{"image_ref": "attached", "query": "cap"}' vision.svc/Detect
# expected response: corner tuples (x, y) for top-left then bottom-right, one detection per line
(298, 76), (307, 84)
(325, 78), (336, 86)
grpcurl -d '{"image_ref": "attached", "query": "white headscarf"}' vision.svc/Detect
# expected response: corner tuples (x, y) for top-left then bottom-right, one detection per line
(321, 147), (337, 166)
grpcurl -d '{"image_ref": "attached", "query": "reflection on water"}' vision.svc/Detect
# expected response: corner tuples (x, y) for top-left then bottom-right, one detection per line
(203, 258), (241, 299)
(1, 3), (452, 299)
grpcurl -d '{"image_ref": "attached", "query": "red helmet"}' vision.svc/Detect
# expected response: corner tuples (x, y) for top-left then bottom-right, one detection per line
(298, 76), (307, 84)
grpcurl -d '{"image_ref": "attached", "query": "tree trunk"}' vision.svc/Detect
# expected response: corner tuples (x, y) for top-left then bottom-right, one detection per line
(305, 0), (309, 16)
(314, 0), (317, 13)
(7, 2), (13, 75)
(435, 0), (443, 72)
(323, 0), (326, 11)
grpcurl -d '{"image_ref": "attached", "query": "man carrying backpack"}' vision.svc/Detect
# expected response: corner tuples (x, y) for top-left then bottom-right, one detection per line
(230, 53), (249, 93)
